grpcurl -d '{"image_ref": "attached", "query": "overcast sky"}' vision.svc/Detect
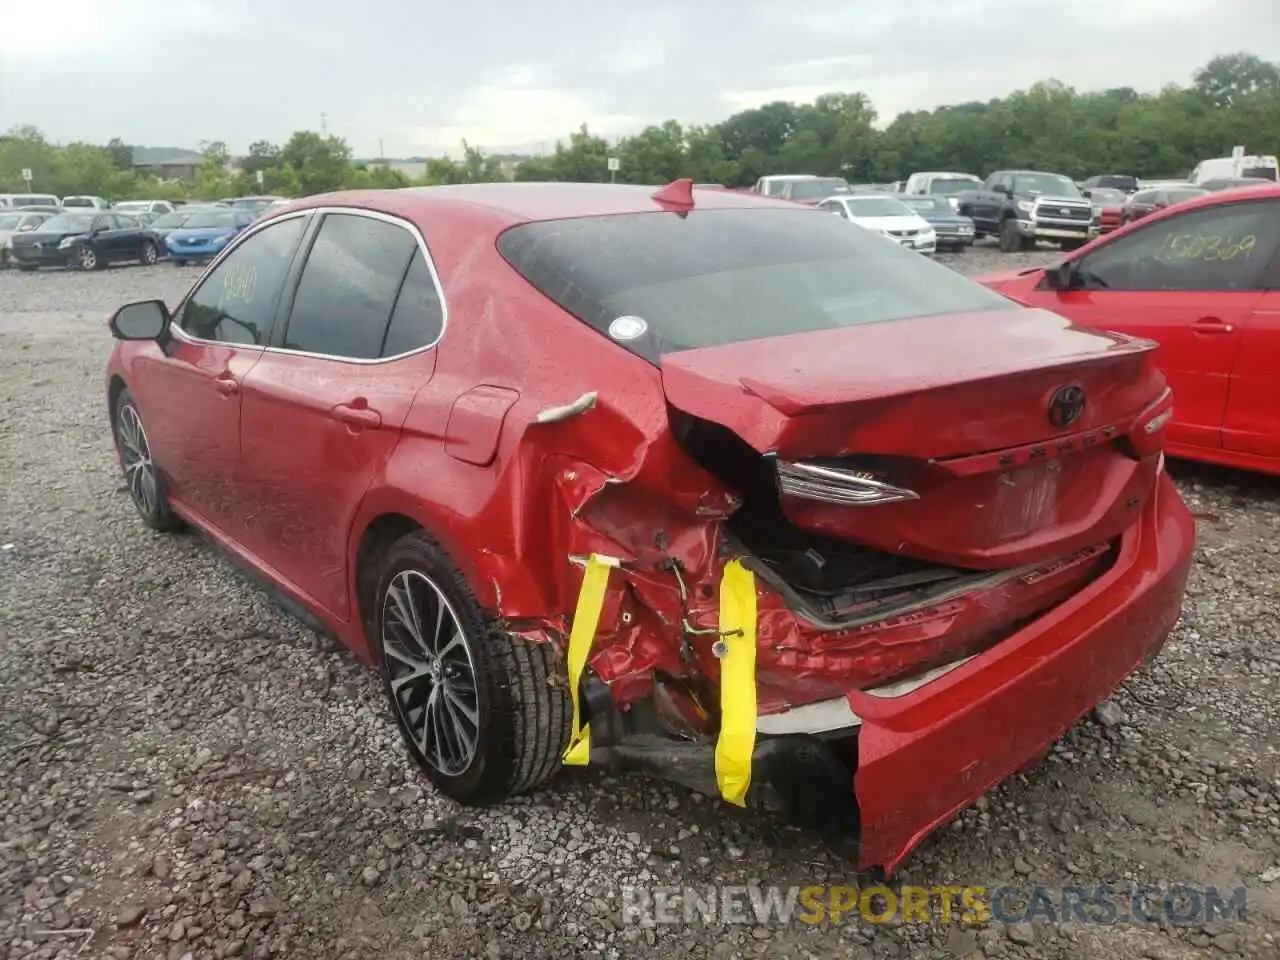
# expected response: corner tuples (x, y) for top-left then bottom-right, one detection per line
(1, 0), (1275, 158)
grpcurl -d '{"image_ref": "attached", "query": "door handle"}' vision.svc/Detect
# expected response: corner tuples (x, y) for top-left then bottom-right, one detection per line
(332, 402), (382, 428)
(214, 376), (239, 395)
(1192, 317), (1235, 334)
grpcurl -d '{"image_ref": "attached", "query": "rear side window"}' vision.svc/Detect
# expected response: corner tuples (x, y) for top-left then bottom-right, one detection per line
(1242, 165), (1277, 181)
(380, 250), (445, 356)
(496, 208), (1015, 364)
(282, 212), (418, 359)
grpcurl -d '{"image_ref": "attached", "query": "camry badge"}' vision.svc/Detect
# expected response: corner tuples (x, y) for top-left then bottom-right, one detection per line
(1048, 384), (1086, 429)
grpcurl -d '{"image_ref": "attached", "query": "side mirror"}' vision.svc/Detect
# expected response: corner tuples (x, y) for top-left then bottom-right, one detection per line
(1082, 189), (1092, 199)
(1045, 261), (1076, 290)
(109, 299), (171, 341)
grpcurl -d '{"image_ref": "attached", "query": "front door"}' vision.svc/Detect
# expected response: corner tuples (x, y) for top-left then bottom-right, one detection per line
(131, 214), (310, 534)
(236, 211), (446, 620)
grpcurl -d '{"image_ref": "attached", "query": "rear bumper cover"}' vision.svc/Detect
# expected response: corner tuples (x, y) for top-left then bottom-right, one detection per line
(847, 470), (1193, 872)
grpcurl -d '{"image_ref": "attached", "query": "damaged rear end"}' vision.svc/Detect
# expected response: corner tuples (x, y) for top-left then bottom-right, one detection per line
(497, 202), (1192, 873)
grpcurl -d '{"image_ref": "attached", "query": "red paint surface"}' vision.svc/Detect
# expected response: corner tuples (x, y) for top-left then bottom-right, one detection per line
(976, 183), (1280, 476)
(106, 182), (1198, 873)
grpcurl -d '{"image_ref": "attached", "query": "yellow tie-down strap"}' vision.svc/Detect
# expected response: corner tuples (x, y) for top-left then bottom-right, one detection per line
(714, 559), (758, 807)
(562, 554), (618, 766)
(561, 554), (760, 811)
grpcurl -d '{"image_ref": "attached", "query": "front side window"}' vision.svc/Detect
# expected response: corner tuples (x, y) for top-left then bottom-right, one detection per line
(281, 213), (418, 359)
(178, 216), (307, 346)
(497, 208), (1016, 364)
(1072, 199), (1280, 292)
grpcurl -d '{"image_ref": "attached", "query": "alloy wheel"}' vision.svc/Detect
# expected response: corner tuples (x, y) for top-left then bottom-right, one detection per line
(116, 402), (158, 516)
(142, 242), (157, 265)
(78, 247), (97, 270)
(381, 570), (480, 776)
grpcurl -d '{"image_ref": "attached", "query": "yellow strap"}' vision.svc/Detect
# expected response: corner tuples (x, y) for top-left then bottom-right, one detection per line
(715, 559), (758, 806)
(562, 555), (616, 766)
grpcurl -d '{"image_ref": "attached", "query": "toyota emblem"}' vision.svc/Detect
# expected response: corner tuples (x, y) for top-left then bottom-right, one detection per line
(1048, 384), (1086, 429)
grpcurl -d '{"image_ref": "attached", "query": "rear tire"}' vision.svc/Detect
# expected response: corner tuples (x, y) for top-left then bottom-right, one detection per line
(375, 530), (572, 804)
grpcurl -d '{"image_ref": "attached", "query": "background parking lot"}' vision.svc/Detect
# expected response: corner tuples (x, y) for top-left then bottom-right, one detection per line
(2, 247), (1279, 960)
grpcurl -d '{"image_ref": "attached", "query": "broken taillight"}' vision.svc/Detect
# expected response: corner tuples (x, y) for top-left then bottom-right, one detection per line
(775, 460), (920, 506)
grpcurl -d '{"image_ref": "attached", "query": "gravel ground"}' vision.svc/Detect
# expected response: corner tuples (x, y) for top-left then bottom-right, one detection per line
(2, 242), (1279, 960)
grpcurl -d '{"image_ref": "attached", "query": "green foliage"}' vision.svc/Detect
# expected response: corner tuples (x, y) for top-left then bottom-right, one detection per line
(3, 52), (1277, 200)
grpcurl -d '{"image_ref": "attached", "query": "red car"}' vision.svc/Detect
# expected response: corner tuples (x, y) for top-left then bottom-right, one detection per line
(976, 183), (1280, 476)
(1085, 187), (1128, 235)
(104, 181), (1194, 875)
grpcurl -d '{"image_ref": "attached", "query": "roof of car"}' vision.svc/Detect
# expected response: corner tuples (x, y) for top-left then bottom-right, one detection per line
(286, 182), (804, 226)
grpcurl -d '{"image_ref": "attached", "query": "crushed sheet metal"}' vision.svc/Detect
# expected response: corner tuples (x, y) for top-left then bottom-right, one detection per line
(715, 559), (758, 806)
(562, 553), (619, 765)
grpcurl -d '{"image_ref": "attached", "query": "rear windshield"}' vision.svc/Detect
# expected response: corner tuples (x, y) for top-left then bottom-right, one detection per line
(1241, 165), (1277, 181)
(497, 208), (1015, 364)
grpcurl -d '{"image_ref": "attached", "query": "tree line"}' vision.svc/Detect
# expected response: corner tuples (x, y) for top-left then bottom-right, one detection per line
(2, 52), (1276, 201)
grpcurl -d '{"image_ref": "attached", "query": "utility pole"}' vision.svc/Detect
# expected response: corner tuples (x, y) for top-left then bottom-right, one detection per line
(321, 113), (328, 136)
(378, 138), (385, 159)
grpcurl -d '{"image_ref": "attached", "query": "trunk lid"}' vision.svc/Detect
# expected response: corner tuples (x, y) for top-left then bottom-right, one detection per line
(661, 307), (1169, 570)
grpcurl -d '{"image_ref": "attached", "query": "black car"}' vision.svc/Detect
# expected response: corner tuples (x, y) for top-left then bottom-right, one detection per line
(8, 212), (161, 271)
(897, 194), (976, 251)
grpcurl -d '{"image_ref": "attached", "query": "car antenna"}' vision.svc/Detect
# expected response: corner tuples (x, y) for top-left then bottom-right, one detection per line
(651, 178), (695, 211)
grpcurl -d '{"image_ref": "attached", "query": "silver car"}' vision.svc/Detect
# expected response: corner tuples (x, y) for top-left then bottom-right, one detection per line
(0, 210), (52, 268)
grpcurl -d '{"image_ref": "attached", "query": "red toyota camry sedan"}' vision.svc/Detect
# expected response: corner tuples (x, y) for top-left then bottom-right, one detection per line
(976, 183), (1280, 477)
(104, 181), (1194, 875)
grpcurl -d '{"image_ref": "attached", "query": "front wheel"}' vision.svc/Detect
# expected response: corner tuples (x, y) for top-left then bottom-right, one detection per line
(112, 389), (182, 532)
(375, 530), (572, 804)
(140, 241), (158, 265)
(76, 245), (101, 271)
(998, 218), (1023, 253)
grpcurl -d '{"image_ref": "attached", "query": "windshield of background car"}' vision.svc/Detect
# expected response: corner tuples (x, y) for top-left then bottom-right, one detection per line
(38, 214), (95, 233)
(846, 197), (915, 217)
(788, 178), (850, 200)
(1166, 189), (1208, 204)
(62, 198), (94, 207)
(152, 212), (191, 228)
(496, 208), (1015, 364)
(181, 211), (241, 229)
(0, 215), (21, 230)
(929, 178), (980, 195)
(1089, 188), (1126, 205)
(1097, 176), (1138, 191)
(1241, 165), (1277, 181)
(901, 196), (949, 214)
(1013, 174), (1081, 197)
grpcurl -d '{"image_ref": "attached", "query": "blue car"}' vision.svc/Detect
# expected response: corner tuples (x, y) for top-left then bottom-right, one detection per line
(165, 208), (256, 265)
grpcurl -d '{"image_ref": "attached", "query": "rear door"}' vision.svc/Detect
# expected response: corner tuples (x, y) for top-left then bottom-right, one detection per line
(236, 210), (445, 620)
(128, 213), (310, 532)
(1021, 198), (1280, 451)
